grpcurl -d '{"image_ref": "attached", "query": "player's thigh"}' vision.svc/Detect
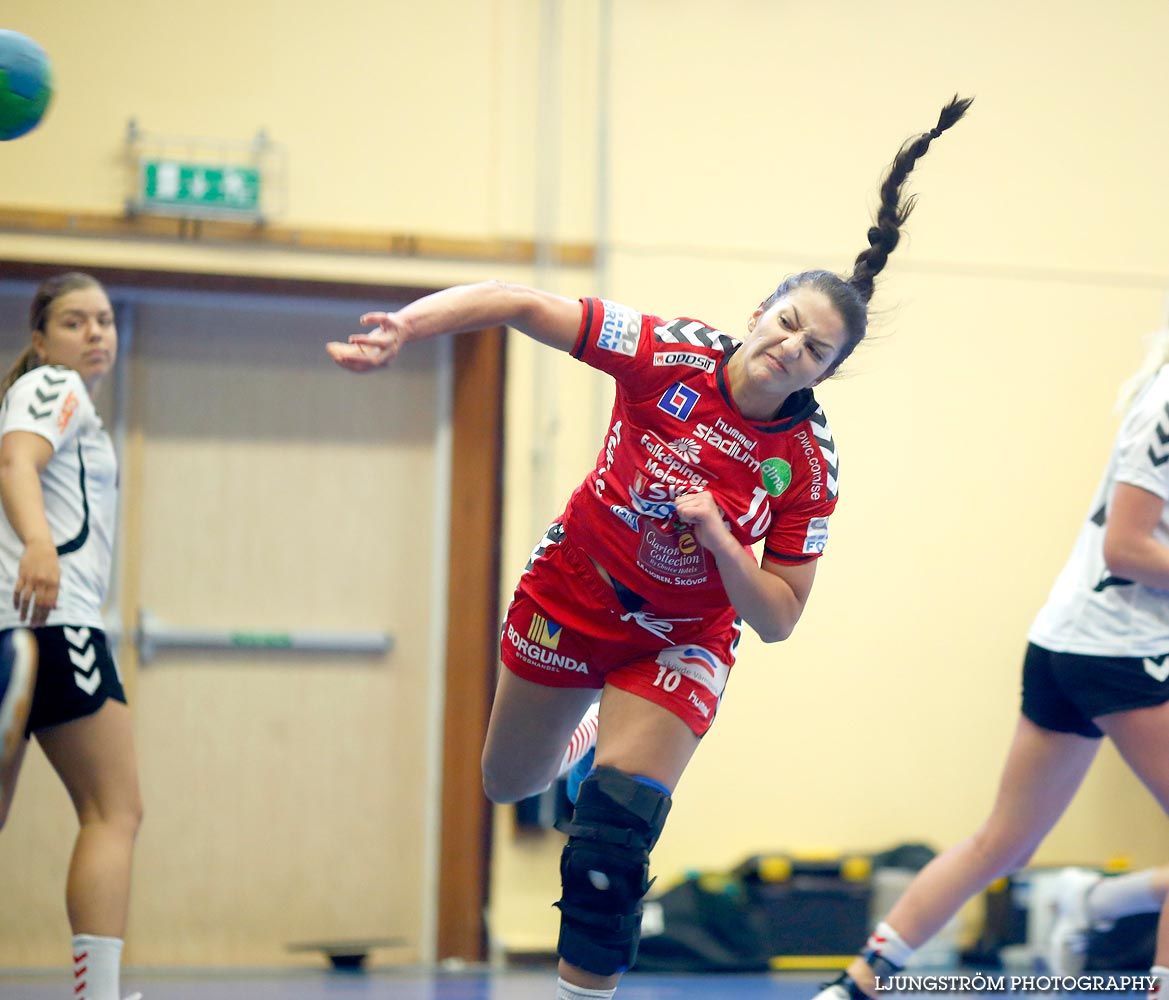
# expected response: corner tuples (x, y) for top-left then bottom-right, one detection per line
(1096, 700), (1169, 813)
(37, 698), (141, 826)
(482, 667), (600, 802)
(593, 683), (700, 792)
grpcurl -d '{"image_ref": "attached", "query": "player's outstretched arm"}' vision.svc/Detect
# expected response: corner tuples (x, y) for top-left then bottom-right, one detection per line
(327, 280), (583, 372)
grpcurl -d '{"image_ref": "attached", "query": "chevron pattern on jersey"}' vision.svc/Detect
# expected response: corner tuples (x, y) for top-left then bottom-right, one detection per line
(654, 319), (739, 354)
(525, 521), (566, 571)
(1148, 403), (1169, 467)
(26, 369), (68, 420)
(808, 407), (839, 500)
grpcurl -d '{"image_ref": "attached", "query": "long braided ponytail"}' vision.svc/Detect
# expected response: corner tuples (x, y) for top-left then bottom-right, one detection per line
(759, 96), (972, 378)
(847, 95), (974, 305)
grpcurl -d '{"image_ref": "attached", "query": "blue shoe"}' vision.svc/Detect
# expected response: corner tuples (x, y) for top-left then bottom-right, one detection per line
(0, 629), (37, 782)
(565, 747), (595, 806)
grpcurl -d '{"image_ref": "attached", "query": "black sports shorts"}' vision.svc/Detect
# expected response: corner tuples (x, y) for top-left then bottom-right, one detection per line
(1021, 641), (1169, 739)
(4, 625), (127, 737)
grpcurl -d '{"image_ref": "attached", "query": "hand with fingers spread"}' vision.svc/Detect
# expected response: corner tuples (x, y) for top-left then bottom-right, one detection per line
(326, 311), (409, 372)
(14, 537), (59, 626)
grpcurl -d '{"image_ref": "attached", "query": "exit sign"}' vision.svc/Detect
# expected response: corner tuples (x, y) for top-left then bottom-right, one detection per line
(139, 159), (261, 217)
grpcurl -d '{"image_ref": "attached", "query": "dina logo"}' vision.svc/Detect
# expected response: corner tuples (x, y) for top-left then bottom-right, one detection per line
(527, 613), (563, 650)
(760, 458), (792, 497)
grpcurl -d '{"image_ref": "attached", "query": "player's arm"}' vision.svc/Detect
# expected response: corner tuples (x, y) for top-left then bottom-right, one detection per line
(0, 430), (59, 625)
(673, 489), (817, 642)
(717, 544), (816, 643)
(1101, 482), (1169, 589)
(327, 281), (582, 371)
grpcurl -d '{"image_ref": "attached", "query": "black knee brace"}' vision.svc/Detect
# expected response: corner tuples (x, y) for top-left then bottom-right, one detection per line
(553, 765), (672, 976)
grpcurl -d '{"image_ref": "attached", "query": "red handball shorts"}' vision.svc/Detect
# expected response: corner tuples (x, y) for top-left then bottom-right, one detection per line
(500, 522), (741, 736)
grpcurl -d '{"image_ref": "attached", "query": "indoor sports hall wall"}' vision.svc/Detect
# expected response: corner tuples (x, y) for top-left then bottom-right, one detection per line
(0, 286), (445, 966)
(1, 0), (1167, 966)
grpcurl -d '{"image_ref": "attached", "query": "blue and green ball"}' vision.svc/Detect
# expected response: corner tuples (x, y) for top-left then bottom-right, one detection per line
(0, 30), (52, 141)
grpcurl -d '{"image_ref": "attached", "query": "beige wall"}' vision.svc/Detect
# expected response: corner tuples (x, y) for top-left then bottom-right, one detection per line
(1, 0), (1167, 963)
(0, 288), (445, 967)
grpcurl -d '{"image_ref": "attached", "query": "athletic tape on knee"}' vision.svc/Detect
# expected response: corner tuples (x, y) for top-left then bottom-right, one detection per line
(554, 765), (672, 976)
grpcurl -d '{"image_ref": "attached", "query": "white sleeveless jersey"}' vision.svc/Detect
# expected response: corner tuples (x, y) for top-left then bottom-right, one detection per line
(1029, 367), (1169, 656)
(0, 366), (117, 628)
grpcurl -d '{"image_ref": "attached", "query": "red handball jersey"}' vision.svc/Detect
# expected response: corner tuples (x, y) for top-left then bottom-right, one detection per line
(561, 297), (840, 617)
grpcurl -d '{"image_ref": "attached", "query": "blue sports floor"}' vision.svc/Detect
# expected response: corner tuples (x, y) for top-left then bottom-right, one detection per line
(0, 968), (1153, 999)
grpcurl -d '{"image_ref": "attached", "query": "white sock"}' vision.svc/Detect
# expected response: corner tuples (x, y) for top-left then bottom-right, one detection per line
(1089, 871), (1161, 924)
(556, 977), (616, 999)
(72, 934), (123, 1000)
(865, 921), (914, 969)
(555, 701), (600, 779)
(1148, 966), (1169, 1000)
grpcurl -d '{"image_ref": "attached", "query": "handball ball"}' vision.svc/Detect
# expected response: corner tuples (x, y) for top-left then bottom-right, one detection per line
(0, 30), (52, 141)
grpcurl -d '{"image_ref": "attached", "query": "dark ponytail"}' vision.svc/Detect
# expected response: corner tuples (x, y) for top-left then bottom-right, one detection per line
(1, 271), (105, 397)
(759, 96), (972, 378)
(0, 345), (44, 398)
(847, 95), (973, 305)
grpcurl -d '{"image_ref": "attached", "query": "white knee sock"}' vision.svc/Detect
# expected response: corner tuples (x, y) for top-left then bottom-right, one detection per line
(1148, 966), (1169, 1000)
(1089, 870), (1161, 924)
(556, 977), (616, 999)
(865, 921), (914, 969)
(555, 701), (600, 779)
(72, 934), (123, 1000)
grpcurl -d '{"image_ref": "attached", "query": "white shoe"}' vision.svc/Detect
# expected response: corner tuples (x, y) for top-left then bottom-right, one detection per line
(811, 973), (874, 1000)
(0, 629), (37, 781)
(1044, 866), (1102, 975)
(811, 984), (853, 1000)
(124, 994), (143, 1000)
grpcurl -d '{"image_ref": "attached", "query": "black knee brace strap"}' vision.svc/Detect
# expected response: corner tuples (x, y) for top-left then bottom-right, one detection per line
(553, 765), (672, 976)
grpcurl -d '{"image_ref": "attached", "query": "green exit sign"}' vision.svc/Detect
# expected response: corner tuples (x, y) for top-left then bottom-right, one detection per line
(139, 159), (261, 217)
